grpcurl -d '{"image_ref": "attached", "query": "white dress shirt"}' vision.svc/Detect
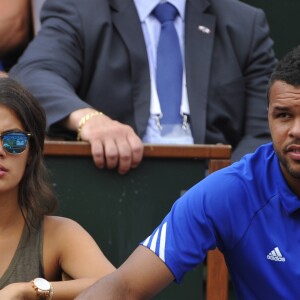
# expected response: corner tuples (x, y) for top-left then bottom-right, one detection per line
(134, 0), (194, 144)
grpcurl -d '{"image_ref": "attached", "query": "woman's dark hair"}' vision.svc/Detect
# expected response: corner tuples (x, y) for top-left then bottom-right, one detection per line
(0, 77), (57, 228)
(267, 45), (300, 105)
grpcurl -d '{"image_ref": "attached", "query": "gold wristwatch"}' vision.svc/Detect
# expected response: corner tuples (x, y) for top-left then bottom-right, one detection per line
(31, 278), (54, 300)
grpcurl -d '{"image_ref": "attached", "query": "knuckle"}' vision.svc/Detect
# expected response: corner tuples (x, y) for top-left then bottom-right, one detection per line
(119, 152), (131, 162)
(106, 151), (118, 162)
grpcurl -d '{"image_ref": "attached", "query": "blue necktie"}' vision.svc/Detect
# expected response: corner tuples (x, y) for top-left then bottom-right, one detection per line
(153, 3), (182, 124)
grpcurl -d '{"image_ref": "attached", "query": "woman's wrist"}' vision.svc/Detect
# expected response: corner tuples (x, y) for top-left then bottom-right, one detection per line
(3, 282), (37, 298)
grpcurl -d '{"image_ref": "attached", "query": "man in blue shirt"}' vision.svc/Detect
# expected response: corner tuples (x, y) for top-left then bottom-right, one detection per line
(76, 45), (300, 299)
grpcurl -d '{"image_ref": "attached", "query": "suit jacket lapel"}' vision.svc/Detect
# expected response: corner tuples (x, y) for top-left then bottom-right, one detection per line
(110, 0), (150, 136)
(110, 0), (216, 140)
(185, 0), (215, 143)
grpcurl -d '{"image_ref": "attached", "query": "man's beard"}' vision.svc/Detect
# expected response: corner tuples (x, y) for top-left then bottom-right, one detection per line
(275, 146), (300, 179)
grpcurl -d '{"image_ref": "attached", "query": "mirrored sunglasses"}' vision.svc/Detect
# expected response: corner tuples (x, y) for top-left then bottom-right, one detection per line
(0, 131), (31, 154)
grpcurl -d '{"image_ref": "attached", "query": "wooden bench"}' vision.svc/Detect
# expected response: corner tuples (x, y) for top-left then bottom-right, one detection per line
(44, 141), (231, 300)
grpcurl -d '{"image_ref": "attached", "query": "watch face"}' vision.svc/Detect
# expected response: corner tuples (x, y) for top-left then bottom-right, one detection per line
(34, 278), (51, 291)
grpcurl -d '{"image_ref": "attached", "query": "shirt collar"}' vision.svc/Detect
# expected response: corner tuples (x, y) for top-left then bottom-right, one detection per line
(273, 154), (300, 214)
(134, 0), (186, 22)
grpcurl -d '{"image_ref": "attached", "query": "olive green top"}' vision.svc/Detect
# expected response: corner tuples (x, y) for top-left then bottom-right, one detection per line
(0, 221), (44, 288)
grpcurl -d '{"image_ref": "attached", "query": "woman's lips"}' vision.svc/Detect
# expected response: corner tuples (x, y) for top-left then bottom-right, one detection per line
(0, 165), (8, 176)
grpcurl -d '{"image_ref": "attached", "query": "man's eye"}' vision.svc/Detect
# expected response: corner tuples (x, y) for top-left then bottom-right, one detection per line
(277, 112), (291, 119)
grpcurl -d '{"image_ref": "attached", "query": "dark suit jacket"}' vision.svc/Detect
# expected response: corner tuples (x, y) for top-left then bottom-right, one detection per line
(10, 0), (277, 160)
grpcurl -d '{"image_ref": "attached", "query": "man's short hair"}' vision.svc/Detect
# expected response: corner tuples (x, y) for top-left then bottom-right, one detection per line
(267, 45), (300, 105)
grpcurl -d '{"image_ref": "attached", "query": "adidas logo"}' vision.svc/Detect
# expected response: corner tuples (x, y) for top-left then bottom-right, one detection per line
(267, 247), (285, 262)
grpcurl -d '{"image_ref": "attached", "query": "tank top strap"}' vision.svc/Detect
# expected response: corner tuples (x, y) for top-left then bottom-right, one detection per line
(0, 219), (44, 288)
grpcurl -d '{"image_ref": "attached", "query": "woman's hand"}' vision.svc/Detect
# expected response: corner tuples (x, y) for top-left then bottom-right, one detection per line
(0, 282), (34, 299)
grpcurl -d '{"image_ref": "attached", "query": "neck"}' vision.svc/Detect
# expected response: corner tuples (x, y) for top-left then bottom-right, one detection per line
(289, 179), (300, 199)
(281, 169), (300, 198)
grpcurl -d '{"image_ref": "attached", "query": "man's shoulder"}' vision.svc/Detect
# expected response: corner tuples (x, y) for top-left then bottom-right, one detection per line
(209, 0), (260, 13)
(203, 143), (275, 195)
(207, 0), (263, 23)
(41, 0), (111, 16)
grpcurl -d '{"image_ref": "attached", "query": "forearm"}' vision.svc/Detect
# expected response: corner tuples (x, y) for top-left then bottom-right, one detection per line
(0, 278), (104, 300)
(76, 246), (175, 300)
(9, 0), (86, 127)
(75, 274), (131, 300)
(52, 278), (104, 300)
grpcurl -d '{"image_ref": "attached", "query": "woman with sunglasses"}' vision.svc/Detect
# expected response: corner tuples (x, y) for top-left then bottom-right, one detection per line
(0, 77), (115, 299)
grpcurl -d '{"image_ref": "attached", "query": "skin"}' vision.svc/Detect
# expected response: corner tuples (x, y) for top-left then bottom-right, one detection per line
(0, 0), (31, 57)
(268, 80), (300, 197)
(65, 108), (144, 175)
(75, 246), (174, 300)
(0, 105), (115, 299)
(75, 79), (300, 300)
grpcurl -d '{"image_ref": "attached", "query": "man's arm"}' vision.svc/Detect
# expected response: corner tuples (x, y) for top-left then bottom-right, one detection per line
(75, 246), (175, 300)
(232, 8), (277, 161)
(9, 0), (143, 174)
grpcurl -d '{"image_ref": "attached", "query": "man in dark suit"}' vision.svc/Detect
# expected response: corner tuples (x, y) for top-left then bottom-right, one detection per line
(10, 0), (277, 174)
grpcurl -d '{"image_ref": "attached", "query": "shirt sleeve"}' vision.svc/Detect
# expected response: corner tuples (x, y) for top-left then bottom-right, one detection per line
(140, 161), (256, 282)
(140, 174), (223, 282)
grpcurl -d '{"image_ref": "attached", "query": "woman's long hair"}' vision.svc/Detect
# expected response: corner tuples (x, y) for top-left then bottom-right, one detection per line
(0, 77), (57, 228)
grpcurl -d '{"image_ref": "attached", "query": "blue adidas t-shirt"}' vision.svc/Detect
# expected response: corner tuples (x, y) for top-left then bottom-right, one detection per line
(141, 143), (300, 299)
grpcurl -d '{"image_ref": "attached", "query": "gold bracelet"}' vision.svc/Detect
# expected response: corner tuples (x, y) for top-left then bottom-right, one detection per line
(77, 111), (103, 141)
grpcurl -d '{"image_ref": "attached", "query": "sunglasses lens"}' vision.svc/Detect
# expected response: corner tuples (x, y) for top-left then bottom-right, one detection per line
(2, 133), (28, 154)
